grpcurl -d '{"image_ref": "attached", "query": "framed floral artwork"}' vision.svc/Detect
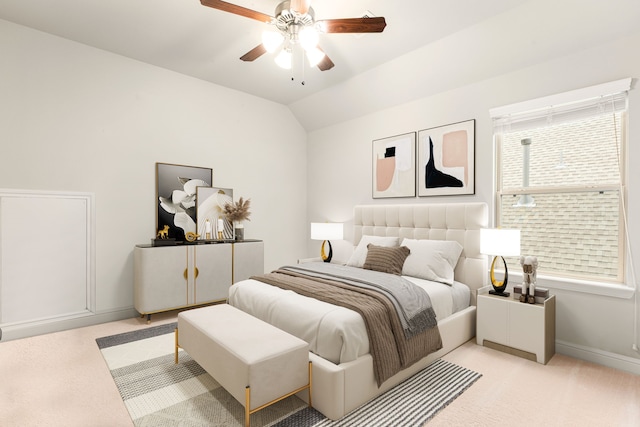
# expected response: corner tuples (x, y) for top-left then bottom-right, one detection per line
(156, 162), (212, 241)
(417, 119), (475, 196)
(372, 132), (416, 198)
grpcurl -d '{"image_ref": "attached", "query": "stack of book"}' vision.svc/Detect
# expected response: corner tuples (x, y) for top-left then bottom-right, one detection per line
(513, 285), (549, 304)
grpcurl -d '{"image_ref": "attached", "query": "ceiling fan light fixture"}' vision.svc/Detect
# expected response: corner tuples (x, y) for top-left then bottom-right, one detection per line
(262, 30), (285, 53)
(299, 26), (319, 51)
(274, 47), (292, 69)
(305, 46), (325, 67)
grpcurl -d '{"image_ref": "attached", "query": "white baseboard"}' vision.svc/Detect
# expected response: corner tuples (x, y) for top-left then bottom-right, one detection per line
(556, 340), (640, 375)
(0, 308), (138, 342)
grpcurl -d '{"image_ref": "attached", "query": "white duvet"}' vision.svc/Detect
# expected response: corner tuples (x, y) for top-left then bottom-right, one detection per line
(228, 275), (470, 365)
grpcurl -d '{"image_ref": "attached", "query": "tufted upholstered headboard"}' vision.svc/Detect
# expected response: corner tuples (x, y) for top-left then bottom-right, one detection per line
(353, 203), (488, 305)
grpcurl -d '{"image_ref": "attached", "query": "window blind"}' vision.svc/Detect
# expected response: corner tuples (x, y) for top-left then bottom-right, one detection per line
(490, 78), (631, 133)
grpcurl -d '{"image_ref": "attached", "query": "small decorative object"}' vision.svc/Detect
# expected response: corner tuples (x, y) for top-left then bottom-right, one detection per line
(185, 231), (200, 242)
(519, 256), (539, 304)
(223, 197), (251, 241)
(514, 285), (548, 304)
(480, 228), (521, 297)
(310, 222), (344, 263)
(156, 224), (170, 239)
(153, 224), (177, 246)
(204, 219), (212, 240)
(217, 218), (224, 239)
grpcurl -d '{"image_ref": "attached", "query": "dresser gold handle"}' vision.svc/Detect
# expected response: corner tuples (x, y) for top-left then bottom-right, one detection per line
(183, 268), (199, 279)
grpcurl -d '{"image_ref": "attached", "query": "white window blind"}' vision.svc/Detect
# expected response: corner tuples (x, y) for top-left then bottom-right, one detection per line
(490, 78), (631, 133)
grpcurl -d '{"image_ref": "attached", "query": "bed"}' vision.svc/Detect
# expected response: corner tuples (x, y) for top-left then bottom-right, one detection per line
(228, 203), (488, 420)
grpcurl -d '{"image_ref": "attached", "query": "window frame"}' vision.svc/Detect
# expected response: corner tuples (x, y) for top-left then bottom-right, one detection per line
(490, 79), (632, 296)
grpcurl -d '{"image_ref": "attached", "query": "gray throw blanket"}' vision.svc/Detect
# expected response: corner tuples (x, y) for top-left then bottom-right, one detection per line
(282, 263), (437, 338)
(251, 264), (443, 386)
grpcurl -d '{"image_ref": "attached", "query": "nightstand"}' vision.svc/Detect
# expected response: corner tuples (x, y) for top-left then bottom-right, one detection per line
(476, 286), (556, 364)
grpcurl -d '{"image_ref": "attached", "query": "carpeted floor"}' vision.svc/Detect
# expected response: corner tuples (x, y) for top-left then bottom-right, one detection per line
(3, 311), (640, 426)
(96, 323), (481, 427)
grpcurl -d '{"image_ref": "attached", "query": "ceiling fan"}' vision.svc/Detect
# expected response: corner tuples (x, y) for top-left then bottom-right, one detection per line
(200, 0), (387, 71)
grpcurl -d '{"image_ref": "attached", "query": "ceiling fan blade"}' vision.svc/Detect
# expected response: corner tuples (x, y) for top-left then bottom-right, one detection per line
(240, 44), (267, 62)
(291, 0), (311, 14)
(200, 0), (273, 23)
(318, 17), (387, 33)
(315, 47), (334, 71)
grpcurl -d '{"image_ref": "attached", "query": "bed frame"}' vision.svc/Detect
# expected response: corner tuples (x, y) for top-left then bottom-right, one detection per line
(303, 203), (488, 420)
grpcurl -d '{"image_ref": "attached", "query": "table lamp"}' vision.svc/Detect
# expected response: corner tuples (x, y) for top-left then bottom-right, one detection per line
(310, 222), (344, 263)
(480, 228), (521, 297)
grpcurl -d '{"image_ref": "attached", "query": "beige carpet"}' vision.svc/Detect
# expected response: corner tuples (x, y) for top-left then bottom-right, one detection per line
(1, 310), (639, 426)
(430, 342), (640, 426)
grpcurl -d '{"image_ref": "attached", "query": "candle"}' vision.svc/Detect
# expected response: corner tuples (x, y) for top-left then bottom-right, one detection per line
(217, 218), (224, 232)
(204, 219), (212, 240)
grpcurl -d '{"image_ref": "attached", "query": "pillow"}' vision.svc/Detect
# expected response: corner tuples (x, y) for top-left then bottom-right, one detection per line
(363, 244), (411, 275)
(346, 235), (399, 268)
(400, 238), (463, 285)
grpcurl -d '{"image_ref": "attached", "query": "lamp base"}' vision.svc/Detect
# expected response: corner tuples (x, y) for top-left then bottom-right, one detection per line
(320, 240), (333, 263)
(489, 290), (511, 297)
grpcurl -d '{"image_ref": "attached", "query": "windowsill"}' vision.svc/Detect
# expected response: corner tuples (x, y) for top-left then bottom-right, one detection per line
(508, 271), (635, 299)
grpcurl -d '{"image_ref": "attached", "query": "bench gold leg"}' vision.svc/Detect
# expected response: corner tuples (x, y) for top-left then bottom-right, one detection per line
(244, 360), (313, 426)
(174, 328), (179, 364)
(245, 386), (251, 427)
(308, 361), (313, 408)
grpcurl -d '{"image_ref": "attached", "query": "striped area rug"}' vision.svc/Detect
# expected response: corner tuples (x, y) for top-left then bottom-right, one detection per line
(97, 323), (481, 427)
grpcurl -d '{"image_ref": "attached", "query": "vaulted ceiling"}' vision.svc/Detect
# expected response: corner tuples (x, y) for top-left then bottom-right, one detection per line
(1, 0), (639, 130)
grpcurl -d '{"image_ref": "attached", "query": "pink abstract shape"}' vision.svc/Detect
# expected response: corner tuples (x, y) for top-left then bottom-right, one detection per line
(442, 130), (468, 185)
(376, 156), (395, 191)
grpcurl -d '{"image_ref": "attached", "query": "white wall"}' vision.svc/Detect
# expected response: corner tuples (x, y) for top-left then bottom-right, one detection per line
(306, 30), (640, 372)
(0, 20), (308, 336)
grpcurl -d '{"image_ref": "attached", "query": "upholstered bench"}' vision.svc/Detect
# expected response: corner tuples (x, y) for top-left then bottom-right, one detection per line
(175, 304), (312, 427)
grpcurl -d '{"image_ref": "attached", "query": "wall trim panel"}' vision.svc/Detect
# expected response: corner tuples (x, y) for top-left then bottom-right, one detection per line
(0, 189), (95, 338)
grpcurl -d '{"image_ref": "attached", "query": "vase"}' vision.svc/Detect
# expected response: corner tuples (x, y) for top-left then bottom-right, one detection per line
(234, 222), (244, 241)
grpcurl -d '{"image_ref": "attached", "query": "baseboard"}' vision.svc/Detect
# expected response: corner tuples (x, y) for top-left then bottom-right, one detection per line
(0, 307), (138, 342)
(556, 340), (640, 376)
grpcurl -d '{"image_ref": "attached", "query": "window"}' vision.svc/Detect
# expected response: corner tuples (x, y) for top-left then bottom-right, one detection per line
(491, 79), (631, 284)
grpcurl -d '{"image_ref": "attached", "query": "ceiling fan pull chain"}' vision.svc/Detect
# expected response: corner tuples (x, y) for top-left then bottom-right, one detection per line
(300, 51), (306, 85)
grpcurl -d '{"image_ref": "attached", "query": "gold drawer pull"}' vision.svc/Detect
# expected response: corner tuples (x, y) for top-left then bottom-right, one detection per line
(183, 268), (199, 279)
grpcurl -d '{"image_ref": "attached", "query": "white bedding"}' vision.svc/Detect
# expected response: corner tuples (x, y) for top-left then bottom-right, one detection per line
(228, 275), (470, 365)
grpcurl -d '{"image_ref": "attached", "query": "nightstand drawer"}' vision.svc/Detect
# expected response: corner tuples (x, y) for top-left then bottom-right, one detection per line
(509, 302), (546, 355)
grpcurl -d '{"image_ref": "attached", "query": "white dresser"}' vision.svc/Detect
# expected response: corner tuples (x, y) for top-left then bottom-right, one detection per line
(134, 240), (264, 322)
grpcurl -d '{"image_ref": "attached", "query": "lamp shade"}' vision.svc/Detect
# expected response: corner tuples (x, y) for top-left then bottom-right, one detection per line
(305, 46), (325, 67)
(274, 48), (292, 69)
(299, 26), (319, 51)
(262, 30), (285, 53)
(310, 223), (343, 241)
(480, 228), (521, 257)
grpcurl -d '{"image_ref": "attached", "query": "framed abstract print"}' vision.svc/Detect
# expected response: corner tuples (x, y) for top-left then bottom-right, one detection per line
(418, 119), (475, 196)
(156, 162), (212, 241)
(372, 132), (416, 198)
(196, 187), (234, 240)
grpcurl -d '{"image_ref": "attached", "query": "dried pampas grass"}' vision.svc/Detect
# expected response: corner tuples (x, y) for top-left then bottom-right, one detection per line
(223, 197), (251, 222)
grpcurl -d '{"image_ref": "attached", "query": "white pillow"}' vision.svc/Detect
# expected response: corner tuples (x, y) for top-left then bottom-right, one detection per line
(400, 238), (463, 285)
(346, 236), (399, 268)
